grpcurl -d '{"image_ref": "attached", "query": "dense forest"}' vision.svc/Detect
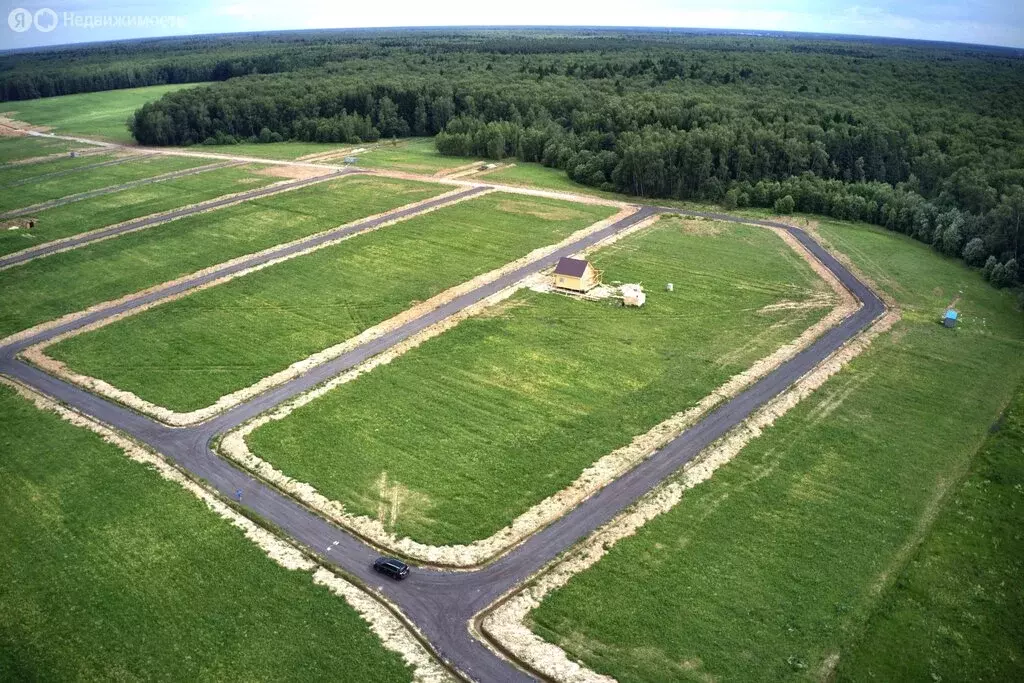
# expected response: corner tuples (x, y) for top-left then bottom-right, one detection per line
(6, 30), (1024, 288)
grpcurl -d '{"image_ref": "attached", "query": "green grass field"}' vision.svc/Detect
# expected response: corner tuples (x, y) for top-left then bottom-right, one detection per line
(245, 217), (829, 546)
(0, 154), (211, 212)
(0, 175), (444, 339)
(0, 136), (90, 163)
(0, 382), (412, 681)
(528, 219), (1024, 683)
(837, 381), (1024, 681)
(49, 193), (616, 412)
(0, 164), (278, 257)
(6, 84), (206, 143)
(0, 150), (117, 185)
(185, 142), (357, 160)
(356, 138), (482, 174)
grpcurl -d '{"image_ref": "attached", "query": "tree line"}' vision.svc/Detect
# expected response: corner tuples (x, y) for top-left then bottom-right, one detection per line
(113, 32), (1022, 288)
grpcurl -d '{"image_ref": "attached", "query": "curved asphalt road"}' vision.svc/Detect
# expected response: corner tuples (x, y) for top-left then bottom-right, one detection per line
(0, 188), (885, 680)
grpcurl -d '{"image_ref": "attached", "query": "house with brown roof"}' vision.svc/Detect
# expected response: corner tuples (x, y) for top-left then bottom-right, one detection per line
(553, 257), (600, 292)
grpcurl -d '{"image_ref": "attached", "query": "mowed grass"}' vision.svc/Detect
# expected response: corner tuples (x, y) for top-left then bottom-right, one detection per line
(0, 150), (117, 185)
(0, 383), (412, 681)
(0, 154), (211, 212)
(837, 382), (1024, 682)
(49, 193), (616, 412)
(0, 175), (444, 338)
(0, 136), (90, 163)
(185, 142), (357, 160)
(0, 164), (278, 257)
(356, 138), (482, 174)
(246, 217), (830, 546)
(528, 220), (1024, 683)
(6, 83), (206, 143)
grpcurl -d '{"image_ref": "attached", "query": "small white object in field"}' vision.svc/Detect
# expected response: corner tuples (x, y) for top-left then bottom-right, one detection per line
(622, 283), (646, 307)
(665, 282), (674, 292)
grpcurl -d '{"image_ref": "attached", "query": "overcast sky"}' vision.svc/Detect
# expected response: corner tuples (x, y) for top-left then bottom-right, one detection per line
(3, 0), (1023, 50)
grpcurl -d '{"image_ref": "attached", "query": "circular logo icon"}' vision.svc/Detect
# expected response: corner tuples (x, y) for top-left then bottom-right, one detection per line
(34, 8), (58, 32)
(8, 7), (32, 32)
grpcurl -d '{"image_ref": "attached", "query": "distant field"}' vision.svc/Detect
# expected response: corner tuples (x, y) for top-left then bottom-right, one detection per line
(0, 164), (278, 257)
(5, 83), (206, 143)
(246, 217), (829, 546)
(529, 219), (1024, 683)
(0, 136), (89, 163)
(0, 382), (412, 681)
(49, 193), (615, 412)
(0, 175), (443, 338)
(183, 142), (357, 160)
(0, 154), (211, 212)
(356, 138), (482, 174)
(0, 150), (117, 185)
(839, 380), (1024, 681)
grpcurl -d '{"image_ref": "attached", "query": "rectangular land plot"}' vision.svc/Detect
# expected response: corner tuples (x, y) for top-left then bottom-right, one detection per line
(356, 138), (481, 174)
(244, 217), (833, 547)
(0, 382), (413, 682)
(47, 193), (617, 412)
(0, 136), (89, 163)
(0, 154), (212, 212)
(0, 163), (280, 257)
(0, 150), (118, 186)
(527, 221), (1024, 683)
(0, 175), (445, 338)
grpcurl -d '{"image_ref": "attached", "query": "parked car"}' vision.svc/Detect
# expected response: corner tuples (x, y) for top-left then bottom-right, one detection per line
(373, 556), (410, 580)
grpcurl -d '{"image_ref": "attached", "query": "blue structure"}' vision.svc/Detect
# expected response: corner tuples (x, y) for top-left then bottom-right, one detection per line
(943, 309), (958, 328)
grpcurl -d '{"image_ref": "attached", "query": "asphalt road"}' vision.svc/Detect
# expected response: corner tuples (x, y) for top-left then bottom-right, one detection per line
(0, 185), (885, 681)
(0, 168), (355, 269)
(0, 159), (239, 220)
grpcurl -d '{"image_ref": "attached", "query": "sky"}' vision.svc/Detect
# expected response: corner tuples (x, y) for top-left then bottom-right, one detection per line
(2, 0), (1023, 50)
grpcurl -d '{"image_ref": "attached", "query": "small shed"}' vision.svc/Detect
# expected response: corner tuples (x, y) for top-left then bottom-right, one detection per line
(553, 257), (600, 293)
(943, 309), (959, 328)
(343, 156), (359, 165)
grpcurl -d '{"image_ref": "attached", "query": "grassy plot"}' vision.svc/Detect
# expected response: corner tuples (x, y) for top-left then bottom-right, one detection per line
(0, 382), (412, 682)
(182, 141), (357, 160)
(0, 164), (278, 257)
(6, 83), (206, 143)
(837, 382), (1024, 682)
(0, 136), (89, 163)
(246, 217), (829, 546)
(48, 193), (616, 412)
(0, 154), (211, 212)
(0, 150), (116, 185)
(528, 220), (1024, 683)
(356, 137), (482, 174)
(0, 175), (444, 338)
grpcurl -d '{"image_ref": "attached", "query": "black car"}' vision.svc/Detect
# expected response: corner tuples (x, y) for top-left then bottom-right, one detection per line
(373, 557), (410, 580)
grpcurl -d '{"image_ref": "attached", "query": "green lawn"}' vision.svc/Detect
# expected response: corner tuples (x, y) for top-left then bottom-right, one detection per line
(0, 382), (412, 682)
(49, 193), (616, 412)
(6, 84), (206, 143)
(356, 138), (482, 174)
(0, 175), (444, 338)
(246, 217), (829, 546)
(0, 164), (277, 257)
(0, 150), (117, 185)
(0, 154), (211, 212)
(529, 219), (1024, 683)
(0, 136), (91, 163)
(838, 381), (1024, 682)
(184, 142), (357, 160)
